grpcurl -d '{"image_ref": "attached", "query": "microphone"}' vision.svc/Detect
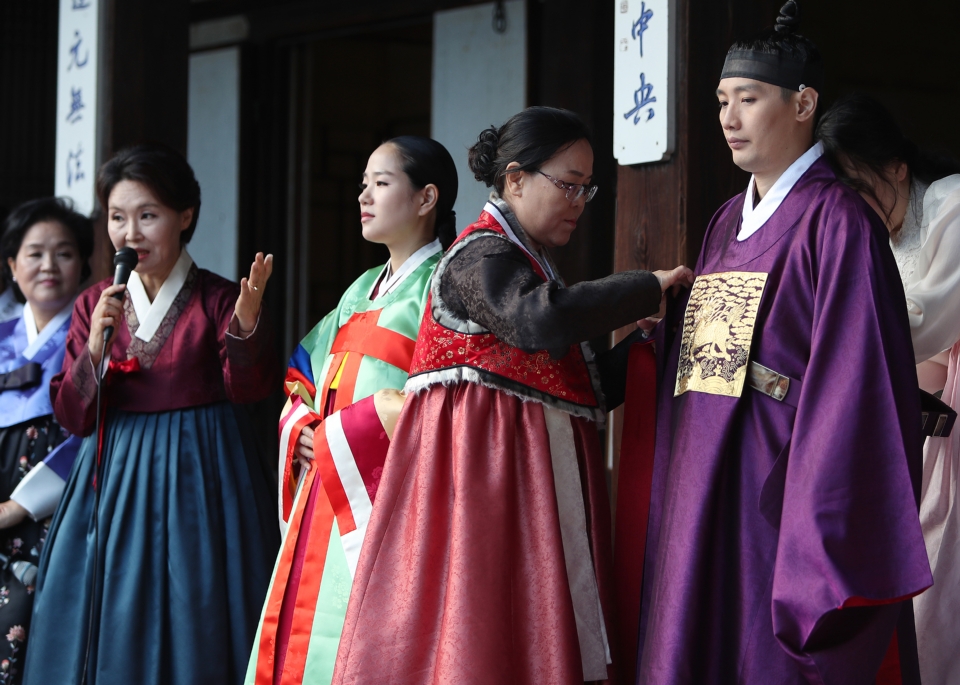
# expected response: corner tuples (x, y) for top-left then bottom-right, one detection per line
(103, 247), (139, 342)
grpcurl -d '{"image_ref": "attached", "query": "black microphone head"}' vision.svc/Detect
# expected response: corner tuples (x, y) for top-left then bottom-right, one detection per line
(113, 246), (139, 271)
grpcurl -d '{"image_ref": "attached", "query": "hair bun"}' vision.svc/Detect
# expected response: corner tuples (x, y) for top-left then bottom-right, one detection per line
(467, 126), (501, 187)
(774, 0), (800, 35)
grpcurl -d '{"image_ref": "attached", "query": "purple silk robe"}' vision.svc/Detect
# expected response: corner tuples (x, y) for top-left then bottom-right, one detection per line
(635, 158), (932, 685)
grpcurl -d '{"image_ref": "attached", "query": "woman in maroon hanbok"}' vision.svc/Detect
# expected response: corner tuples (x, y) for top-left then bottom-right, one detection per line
(333, 107), (691, 684)
(23, 144), (279, 685)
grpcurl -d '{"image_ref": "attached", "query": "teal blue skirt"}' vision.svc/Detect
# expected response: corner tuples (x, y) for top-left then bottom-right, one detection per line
(23, 403), (279, 685)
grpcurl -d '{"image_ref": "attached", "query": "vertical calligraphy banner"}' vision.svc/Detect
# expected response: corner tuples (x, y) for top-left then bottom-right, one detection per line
(613, 0), (675, 165)
(54, 0), (99, 216)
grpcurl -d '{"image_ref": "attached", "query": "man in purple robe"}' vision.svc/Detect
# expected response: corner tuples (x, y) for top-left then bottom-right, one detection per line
(629, 2), (932, 683)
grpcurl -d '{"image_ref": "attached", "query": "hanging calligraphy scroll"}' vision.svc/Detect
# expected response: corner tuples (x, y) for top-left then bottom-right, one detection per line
(54, 0), (99, 216)
(613, 0), (675, 165)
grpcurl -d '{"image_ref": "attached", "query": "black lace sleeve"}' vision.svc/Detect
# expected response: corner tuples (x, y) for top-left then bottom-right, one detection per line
(440, 236), (662, 359)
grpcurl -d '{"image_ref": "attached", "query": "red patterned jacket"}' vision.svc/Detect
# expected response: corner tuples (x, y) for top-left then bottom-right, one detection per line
(405, 202), (604, 421)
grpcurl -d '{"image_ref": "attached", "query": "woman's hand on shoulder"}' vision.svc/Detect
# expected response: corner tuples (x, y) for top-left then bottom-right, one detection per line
(0, 500), (28, 530)
(653, 265), (694, 294)
(374, 388), (407, 440)
(88, 284), (126, 366)
(235, 252), (274, 336)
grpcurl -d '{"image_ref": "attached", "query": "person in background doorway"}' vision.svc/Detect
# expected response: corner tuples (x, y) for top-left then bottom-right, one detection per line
(818, 93), (960, 685)
(0, 205), (24, 324)
(0, 279), (22, 322)
(626, 3), (931, 683)
(23, 143), (280, 685)
(0, 210), (23, 323)
(0, 198), (90, 684)
(245, 135), (458, 685)
(333, 106), (691, 685)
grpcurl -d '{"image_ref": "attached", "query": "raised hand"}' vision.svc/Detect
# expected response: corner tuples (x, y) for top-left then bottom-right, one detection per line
(235, 252), (274, 335)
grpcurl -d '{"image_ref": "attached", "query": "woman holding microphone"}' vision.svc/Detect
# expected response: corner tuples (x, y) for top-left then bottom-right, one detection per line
(24, 144), (279, 685)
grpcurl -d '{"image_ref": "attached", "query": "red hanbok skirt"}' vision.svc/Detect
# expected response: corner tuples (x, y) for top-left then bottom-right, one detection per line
(333, 381), (618, 685)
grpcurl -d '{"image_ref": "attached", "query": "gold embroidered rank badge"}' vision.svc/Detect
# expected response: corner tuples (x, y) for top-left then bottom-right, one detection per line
(675, 271), (768, 398)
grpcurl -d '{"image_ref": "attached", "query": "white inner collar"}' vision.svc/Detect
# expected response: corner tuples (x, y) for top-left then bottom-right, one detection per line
(22, 300), (74, 360)
(370, 238), (442, 300)
(127, 249), (194, 342)
(739, 142), (824, 241)
(484, 201), (557, 281)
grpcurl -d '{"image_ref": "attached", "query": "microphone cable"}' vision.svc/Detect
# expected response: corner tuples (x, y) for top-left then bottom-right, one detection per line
(79, 341), (108, 685)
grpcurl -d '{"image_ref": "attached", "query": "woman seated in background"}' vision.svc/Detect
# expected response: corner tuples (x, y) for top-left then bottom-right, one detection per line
(818, 93), (960, 685)
(0, 198), (91, 684)
(333, 106), (692, 684)
(24, 144), (280, 685)
(246, 135), (458, 685)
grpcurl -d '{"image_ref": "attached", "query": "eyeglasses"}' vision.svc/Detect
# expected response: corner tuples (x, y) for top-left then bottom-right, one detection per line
(537, 170), (598, 203)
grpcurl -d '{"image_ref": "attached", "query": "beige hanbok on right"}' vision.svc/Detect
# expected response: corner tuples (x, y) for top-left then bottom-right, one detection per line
(891, 174), (960, 685)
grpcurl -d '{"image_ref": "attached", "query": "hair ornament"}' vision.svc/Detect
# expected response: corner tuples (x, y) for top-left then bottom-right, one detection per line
(720, 0), (823, 93)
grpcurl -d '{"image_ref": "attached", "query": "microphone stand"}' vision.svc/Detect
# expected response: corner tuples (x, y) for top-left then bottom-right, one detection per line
(79, 331), (110, 685)
(78, 246), (136, 684)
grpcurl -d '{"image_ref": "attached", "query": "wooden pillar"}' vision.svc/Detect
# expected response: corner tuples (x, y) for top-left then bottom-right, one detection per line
(0, 1), (58, 217)
(610, 0), (780, 499)
(527, 0), (616, 287)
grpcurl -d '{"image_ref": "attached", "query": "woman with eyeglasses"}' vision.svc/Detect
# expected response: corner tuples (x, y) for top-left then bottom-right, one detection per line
(333, 107), (692, 684)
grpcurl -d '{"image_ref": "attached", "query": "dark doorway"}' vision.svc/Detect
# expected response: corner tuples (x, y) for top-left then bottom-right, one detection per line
(283, 20), (433, 353)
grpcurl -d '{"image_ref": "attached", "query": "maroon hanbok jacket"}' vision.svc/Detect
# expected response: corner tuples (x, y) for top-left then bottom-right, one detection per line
(52, 266), (276, 437)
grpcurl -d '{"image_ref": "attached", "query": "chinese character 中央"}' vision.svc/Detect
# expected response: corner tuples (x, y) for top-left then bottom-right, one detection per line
(624, 72), (657, 124)
(72, 0), (91, 8)
(66, 87), (84, 124)
(68, 30), (89, 70)
(631, 2), (654, 58)
(66, 144), (85, 188)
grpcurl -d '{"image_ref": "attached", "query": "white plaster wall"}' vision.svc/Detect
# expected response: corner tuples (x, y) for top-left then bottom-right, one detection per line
(187, 47), (240, 281)
(431, 1), (526, 232)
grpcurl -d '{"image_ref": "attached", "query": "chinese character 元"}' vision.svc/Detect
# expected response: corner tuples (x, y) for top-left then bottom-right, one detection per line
(66, 144), (85, 188)
(631, 2), (654, 57)
(66, 87), (85, 124)
(68, 30), (89, 70)
(624, 72), (657, 124)
(72, 0), (92, 8)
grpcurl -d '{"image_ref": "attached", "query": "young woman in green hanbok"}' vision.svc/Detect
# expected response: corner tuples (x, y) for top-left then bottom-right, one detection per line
(246, 136), (458, 685)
